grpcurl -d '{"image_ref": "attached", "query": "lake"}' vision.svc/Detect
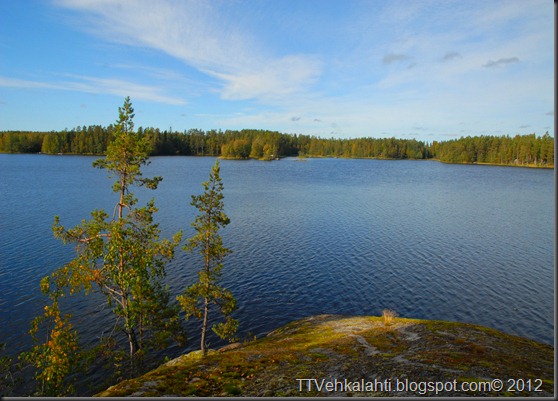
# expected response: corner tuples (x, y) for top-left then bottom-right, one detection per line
(0, 154), (554, 391)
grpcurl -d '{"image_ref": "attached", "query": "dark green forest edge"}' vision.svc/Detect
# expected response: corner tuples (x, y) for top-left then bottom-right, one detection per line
(0, 127), (554, 168)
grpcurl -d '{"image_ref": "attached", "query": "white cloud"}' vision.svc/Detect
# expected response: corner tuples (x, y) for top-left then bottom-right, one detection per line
(55, 0), (322, 102)
(108, 64), (190, 83)
(39, 0), (553, 139)
(65, 76), (186, 105)
(0, 75), (186, 105)
(0, 76), (61, 90)
(212, 55), (322, 101)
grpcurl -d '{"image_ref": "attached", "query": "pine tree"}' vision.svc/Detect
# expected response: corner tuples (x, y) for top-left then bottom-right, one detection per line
(177, 161), (238, 356)
(25, 97), (183, 395)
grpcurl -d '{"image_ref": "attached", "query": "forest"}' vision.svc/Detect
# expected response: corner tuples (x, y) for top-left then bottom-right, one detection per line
(0, 127), (554, 167)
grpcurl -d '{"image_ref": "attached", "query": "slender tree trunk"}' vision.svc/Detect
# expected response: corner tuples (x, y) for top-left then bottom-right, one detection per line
(121, 294), (139, 358)
(118, 170), (138, 358)
(201, 296), (209, 356)
(119, 173), (126, 219)
(126, 327), (136, 357)
(201, 212), (211, 356)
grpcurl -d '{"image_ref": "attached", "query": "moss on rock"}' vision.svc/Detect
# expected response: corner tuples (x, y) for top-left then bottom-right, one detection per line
(96, 315), (554, 397)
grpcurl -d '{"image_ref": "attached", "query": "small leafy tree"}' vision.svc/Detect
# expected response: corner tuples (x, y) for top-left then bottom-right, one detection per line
(1, 343), (17, 396)
(20, 298), (79, 396)
(177, 161), (238, 356)
(25, 97), (183, 395)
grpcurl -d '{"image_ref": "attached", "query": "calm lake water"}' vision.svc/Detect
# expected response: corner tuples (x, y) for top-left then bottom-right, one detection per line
(0, 154), (554, 390)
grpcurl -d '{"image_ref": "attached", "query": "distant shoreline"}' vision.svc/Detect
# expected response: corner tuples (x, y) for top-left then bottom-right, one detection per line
(1, 151), (554, 169)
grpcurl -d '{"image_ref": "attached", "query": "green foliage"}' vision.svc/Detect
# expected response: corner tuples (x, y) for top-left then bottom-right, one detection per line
(221, 138), (251, 159)
(20, 300), (80, 396)
(0, 131), (44, 153)
(27, 97), (184, 395)
(2, 123), (553, 168)
(432, 133), (554, 167)
(177, 161), (238, 356)
(92, 97), (162, 194)
(0, 343), (17, 397)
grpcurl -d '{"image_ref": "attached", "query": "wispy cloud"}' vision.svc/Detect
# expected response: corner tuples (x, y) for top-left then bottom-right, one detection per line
(212, 55), (322, 101)
(68, 76), (187, 105)
(55, 0), (322, 102)
(2, 0), (551, 137)
(108, 64), (190, 83)
(483, 57), (520, 68)
(0, 75), (186, 105)
(545, 111), (554, 116)
(0, 76), (60, 90)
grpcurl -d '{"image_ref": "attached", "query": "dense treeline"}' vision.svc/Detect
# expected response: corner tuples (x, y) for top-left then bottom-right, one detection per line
(432, 133), (554, 167)
(0, 127), (553, 167)
(0, 126), (111, 155)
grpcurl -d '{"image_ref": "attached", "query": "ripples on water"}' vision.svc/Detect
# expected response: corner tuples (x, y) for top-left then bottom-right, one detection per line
(0, 155), (554, 394)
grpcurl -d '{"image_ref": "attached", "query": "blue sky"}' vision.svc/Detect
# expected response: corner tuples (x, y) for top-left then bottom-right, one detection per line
(0, 0), (553, 141)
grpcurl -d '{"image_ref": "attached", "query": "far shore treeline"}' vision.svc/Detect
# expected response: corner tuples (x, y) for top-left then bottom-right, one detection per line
(0, 127), (553, 167)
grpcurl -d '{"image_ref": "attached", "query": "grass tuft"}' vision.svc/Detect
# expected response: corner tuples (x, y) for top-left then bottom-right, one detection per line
(382, 309), (398, 326)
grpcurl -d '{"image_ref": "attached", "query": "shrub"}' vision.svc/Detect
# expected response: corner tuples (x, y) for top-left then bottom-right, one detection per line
(382, 309), (398, 326)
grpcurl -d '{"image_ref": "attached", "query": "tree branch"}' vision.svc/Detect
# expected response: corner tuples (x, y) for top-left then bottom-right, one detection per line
(77, 233), (111, 244)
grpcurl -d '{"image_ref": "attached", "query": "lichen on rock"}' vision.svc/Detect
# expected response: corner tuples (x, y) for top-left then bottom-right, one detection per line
(96, 314), (554, 397)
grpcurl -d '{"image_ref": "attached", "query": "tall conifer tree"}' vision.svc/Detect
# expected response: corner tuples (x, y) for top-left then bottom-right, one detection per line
(25, 97), (183, 395)
(177, 161), (238, 356)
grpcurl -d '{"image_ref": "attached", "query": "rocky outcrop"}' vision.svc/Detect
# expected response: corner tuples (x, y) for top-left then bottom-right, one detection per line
(97, 314), (554, 397)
